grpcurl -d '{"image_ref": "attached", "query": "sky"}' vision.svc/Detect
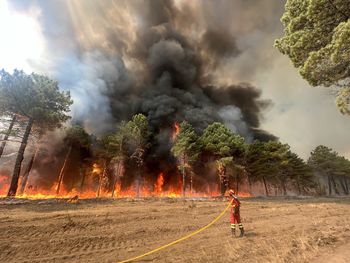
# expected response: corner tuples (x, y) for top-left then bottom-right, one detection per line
(0, 0), (349, 160)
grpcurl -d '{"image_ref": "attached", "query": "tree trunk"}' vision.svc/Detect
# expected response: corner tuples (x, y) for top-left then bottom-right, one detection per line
(345, 178), (349, 195)
(97, 161), (106, 197)
(220, 174), (226, 197)
(247, 173), (253, 196)
(111, 162), (121, 198)
(236, 172), (239, 195)
(7, 118), (33, 197)
(79, 166), (86, 192)
(182, 154), (186, 197)
(330, 176), (339, 195)
(18, 147), (38, 195)
(281, 179), (287, 196)
(0, 115), (16, 158)
(56, 144), (72, 195)
(339, 178), (348, 195)
(136, 168), (141, 198)
(296, 177), (301, 196)
(328, 175), (332, 195)
(262, 176), (269, 196)
(190, 172), (193, 195)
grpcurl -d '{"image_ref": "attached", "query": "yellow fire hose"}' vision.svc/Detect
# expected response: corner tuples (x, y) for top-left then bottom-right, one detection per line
(117, 201), (231, 263)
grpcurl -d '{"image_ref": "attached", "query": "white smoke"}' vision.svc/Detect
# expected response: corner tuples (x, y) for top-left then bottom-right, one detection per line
(43, 51), (131, 134)
(218, 105), (252, 141)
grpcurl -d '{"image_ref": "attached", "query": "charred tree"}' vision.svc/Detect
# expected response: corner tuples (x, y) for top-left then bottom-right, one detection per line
(247, 174), (253, 196)
(136, 169), (141, 198)
(56, 145), (72, 195)
(80, 166), (87, 192)
(97, 161), (107, 197)
(0, 115), (16, 158)
(111, 162), (122, 197)
(181, 154), (186, 197)
(190, 171), (193, 195)
(218, 164), (227, 197)
(131, 148), (145, 198)
(1, 70), (72, 197)
(18, 147), (38, 195)
(7, 118), (33, 197)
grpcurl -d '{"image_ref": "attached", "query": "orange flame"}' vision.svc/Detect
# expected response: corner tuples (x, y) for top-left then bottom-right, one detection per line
(154, 172), (164, 193)
(0, 170), (251, 199)
(92, 163), (102, 174)
(172, 122), (180, 140)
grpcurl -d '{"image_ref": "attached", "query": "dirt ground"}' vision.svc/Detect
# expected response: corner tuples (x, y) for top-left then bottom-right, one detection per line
(0, 197), (349, 263)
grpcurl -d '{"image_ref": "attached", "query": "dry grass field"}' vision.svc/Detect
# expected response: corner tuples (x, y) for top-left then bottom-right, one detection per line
(0, 197), (349, 263)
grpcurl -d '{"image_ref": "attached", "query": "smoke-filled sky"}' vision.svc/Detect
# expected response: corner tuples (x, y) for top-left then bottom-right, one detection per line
(0, 0), (349, 160)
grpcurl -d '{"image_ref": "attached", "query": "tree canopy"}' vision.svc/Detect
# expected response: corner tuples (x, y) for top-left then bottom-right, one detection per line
(101, 121), (129, 161)
(126, 114), (150, 151)
(171, 121), (200, 163)
(308, 145), (350, 195)
(200, 122), (245, 158)
(0, 69), (73, 196)
(0, 69), (72, 127)
(275, 0), (350, 114)
(64, 125), (91, 149)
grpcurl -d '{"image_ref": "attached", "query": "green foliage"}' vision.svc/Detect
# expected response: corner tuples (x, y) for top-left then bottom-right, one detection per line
(216, 156), (233, 167)
(0, 69), (72, 127)
(283, 151), (315, 192)
(245, 141), (281, 182)
(64, 125), (91, 148)
(336, 87), (350, 115)
(126, 114), (150, 149)
(101, 121), (129, 161)
(308, 145), (337, 171)
(246, 140), (315, 193)
(171, 121), (200, 163)
(308, 145), (350, 178)
(200, 122), (245, 158)
(275, 0), (350, 114)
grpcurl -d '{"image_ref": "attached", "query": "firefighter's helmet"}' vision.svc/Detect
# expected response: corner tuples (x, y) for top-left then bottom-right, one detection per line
(229, 189), (235, 197)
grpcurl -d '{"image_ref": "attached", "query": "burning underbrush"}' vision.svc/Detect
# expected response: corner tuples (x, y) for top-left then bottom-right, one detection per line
(0, 172), (251, 200)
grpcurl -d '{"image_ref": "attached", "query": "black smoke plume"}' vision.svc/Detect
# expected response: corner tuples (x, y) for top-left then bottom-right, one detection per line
(6, 0), (279, 190)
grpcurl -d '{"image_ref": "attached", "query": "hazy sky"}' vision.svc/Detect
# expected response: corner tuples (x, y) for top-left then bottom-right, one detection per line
(0, 0), (349, 160)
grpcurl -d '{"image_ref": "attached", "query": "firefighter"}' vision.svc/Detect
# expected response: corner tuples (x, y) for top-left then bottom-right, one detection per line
(229, 189), (244, 237)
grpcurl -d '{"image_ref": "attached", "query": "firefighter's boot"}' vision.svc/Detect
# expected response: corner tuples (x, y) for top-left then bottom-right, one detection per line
(239, 224), (244, 237)
(230, 224), (236, 237)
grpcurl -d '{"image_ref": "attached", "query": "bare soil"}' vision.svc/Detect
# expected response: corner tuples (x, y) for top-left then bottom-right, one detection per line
(0, 197), (349, 263)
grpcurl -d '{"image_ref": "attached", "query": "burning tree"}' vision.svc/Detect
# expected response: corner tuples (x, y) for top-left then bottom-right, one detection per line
(126, 114), (150, 198)
(0, 114), (17, 158)
(100, 121), (129, 197)
(0, 69), (72, 196)
(200, 122), (245, 196)
(56, 125), (91, 195)
(171, 121), (200, 197)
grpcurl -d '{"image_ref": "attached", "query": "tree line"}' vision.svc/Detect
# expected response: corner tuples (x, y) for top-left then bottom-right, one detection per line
(1, 69), (350, 197)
